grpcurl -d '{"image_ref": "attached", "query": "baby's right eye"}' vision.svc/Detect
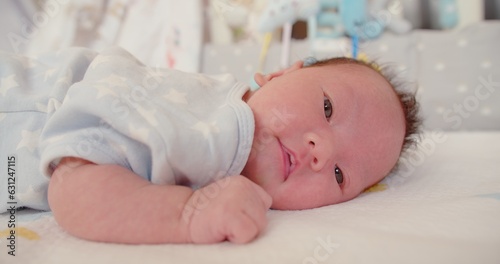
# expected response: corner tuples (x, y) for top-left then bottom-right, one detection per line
(334, 166), (344, 185)
(324, 97), (333, 120)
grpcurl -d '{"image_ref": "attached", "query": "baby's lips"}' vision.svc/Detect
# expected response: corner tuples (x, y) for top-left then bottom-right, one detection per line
(287, 149), (297, 177)
(282, 144), (298, 180)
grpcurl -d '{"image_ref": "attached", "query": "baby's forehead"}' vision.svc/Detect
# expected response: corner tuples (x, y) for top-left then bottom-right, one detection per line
(308, 62), (393, 93)
(314, 61), (383, 76)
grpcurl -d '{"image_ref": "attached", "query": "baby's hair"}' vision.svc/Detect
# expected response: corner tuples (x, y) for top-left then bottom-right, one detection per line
(304, 57), (422, 165)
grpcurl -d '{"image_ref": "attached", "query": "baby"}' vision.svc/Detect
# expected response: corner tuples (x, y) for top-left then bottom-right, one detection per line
(0, 47), (419, 244)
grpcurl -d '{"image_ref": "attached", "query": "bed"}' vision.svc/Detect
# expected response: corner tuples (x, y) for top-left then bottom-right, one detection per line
(1, 1), (499, 263)
(1, 131), (499, 263)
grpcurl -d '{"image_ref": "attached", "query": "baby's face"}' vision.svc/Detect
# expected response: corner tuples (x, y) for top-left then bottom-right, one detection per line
(242, 63), (405, 210)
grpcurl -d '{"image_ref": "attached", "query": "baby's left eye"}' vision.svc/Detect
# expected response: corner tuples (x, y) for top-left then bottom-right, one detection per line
(324, 97), (333, 120)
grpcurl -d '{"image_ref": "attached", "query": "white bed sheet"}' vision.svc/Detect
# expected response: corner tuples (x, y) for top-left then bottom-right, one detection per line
(1, 131), (500, 264)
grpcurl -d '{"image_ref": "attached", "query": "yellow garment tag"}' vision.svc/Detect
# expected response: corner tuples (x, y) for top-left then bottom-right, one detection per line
(363, 183), (388, 193)
(0, 227), (40, 240)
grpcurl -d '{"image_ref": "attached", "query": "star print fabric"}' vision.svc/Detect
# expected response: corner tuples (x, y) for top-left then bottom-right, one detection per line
(0, 47), (254, 212)
(0, 48), (97, 212)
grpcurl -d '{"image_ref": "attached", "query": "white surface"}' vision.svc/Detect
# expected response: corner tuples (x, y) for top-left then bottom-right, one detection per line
(1, 131), (499, 264)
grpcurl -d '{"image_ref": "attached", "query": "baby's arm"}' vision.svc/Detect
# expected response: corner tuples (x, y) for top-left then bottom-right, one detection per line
(48, 157), (271, 244)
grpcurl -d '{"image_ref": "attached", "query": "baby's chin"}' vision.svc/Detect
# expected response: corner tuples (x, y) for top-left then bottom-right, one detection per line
(269, 202), (297, 210)
(269, 197), (334, 211)
(269, 191), (363, 210)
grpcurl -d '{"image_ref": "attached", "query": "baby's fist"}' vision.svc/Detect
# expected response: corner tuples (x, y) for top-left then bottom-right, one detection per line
(183, 175), (272, 244)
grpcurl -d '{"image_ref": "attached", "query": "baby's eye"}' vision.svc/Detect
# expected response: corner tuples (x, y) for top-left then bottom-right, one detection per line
(335, 166), (344, 185)
(324, 97), (333, 120)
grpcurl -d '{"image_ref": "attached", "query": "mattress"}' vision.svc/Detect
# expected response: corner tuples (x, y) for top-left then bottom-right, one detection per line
(1, 131), (499, 264)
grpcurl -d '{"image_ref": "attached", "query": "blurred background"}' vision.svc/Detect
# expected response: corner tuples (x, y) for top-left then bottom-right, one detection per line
(1, 0), (499, 131)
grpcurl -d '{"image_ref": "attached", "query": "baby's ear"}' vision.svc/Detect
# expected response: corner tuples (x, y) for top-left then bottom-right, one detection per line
(253, 61), (304, 87)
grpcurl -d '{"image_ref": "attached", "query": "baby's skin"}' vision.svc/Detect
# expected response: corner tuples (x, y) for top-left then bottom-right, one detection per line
(50, 157), (271, 244)
(49, 60), (405, 244)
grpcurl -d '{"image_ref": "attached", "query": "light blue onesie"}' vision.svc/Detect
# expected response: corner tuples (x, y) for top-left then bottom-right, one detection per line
(0, 47), (254, 213)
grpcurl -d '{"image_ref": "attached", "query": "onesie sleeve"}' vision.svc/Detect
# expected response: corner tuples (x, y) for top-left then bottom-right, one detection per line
(39, 47), (156, 180)
(39, 47), (254, 188)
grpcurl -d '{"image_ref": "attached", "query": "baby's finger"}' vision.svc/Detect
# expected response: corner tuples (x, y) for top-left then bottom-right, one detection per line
(225, 213), (259, 244)
(248, 181), (273, 209)
(242, 201), (268, 234)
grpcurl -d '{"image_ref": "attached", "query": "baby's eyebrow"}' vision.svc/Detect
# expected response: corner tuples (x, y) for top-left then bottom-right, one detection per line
(335, 144), (363, 197)
(340, 168), (350, 195)
(326, 87), (355, 124)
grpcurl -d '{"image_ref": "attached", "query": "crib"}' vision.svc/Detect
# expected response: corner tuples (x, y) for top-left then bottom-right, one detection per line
(0, 1), (499, 263)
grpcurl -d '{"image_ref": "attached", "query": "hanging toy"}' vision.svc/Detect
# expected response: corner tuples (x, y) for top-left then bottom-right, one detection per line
(257, 0), (321, 69)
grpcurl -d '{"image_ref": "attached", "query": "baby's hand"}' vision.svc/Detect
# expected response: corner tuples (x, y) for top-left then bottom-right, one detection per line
(183, 175), (272, 244)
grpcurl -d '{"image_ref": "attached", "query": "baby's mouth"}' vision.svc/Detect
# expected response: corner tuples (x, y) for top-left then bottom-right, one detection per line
(280, 142), (296, 181)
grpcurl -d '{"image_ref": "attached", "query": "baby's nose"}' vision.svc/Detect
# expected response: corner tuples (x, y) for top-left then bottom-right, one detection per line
(303, 132), (332, 172)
